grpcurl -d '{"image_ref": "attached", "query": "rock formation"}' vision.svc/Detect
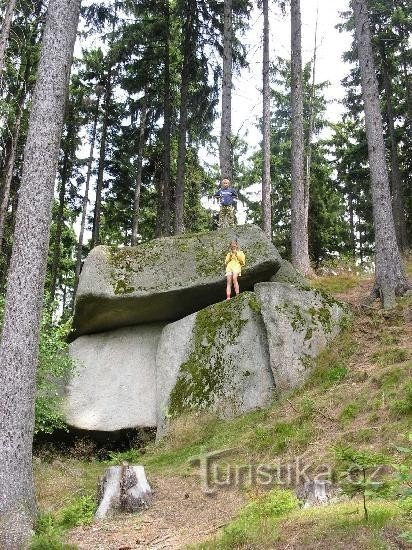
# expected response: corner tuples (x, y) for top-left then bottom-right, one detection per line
(64, 225), (349, 438)
(73, 225), (281, 337)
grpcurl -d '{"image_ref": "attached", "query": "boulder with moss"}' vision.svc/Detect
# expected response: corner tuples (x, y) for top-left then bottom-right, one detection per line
(155, 292), (275, 438)
(254, 282), (349, 392)
(72, 225), (281, 337)
(64, 324), (164, 432)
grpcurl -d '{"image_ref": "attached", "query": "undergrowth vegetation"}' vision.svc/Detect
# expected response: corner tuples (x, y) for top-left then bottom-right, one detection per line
(30, 495), (96, 549)
(0, 296), (74, 435)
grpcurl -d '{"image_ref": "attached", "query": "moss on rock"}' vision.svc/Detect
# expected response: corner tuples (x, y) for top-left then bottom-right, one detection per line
(168, 293), (256, 416)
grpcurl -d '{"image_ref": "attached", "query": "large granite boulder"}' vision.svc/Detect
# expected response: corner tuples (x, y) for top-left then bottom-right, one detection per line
(254, 283), (349, 392)
(155, 292), (275, 438)
(72, 225), (281, 337)
(64, 324), (164, 431)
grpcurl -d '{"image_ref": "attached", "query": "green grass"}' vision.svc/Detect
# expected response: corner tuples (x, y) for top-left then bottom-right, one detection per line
(139, 409), (313, 473)
(378, 329), (402, 346)
(340, 402), (360, 422)
(311, 273), (361, 294)
(30, 495), (96, 549)
(391, 380), (412, 417)
(191, 499), (405, 549)
(371, 347), (410, 366)
(190, 489), (299, 549)
(306, 322), (355, 389)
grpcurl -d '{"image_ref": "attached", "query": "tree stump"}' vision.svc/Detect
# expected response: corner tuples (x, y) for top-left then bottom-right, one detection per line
(296, 480), (337, 508)
(95, 465), (152, 519)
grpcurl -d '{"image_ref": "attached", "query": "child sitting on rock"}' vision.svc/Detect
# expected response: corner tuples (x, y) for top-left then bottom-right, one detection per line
(225, 240), (246, 300)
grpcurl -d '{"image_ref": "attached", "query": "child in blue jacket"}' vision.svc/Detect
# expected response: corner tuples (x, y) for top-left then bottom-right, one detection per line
(214, 179), (237, 228)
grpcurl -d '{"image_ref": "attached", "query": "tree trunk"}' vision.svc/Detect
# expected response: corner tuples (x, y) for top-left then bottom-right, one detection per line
(91, 65), (111, 248)
(174, 0), (194, 235)
(220, 0), (232, 181)
(380, 44), (407, 253)
(155, 159), (164, 237)
(0, 9), (40, 249)
(161, 0), (172, 236)
(49, 118), (77, 301)
(397, 5), (412, 133)
(290, 0), (310, 276)
(261, 0), (271, 240)
(305, 7), (318, 231)
(0, 0), (80, 546)
(131, 92), (148, 245)
(352, 0), (409, 306)
(0, 104), (22, 247)
(0, 0), (17, 80)
(401, 47), (412, 132)
(73, 95), (100, 299)
(348, 190), (356, 259)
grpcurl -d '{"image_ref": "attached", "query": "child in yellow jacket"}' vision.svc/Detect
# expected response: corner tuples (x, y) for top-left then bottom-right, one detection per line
(225, 240), (246, 300)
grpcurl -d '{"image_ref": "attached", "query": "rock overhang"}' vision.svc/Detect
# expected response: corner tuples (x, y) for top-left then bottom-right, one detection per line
(72, 225), (282, 337)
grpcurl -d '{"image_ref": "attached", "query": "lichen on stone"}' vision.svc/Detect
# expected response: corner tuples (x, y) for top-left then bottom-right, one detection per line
(168, 293), (256, 416)
(275, 291), (336, 339)
(108, 242), (165, 294)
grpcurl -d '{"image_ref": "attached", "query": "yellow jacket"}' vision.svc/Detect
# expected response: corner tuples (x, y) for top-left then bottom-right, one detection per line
(225, 250), (246, 275)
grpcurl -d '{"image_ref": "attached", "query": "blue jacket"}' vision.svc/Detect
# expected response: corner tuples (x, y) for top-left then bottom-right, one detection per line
(214, 187), (237, 206)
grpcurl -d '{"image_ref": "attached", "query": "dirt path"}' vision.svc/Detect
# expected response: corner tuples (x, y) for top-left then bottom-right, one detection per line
(68, 474), (245, 549)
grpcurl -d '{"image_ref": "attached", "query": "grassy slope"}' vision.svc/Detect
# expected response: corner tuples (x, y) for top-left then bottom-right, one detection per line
(34, 262), (412, 549)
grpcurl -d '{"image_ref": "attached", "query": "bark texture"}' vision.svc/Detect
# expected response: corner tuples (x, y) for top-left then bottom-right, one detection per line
(131, 92), (148, 245)
(174, 0), (195, 235)
(352, 0), (409, 306)
(261, 0), (272, 240)
(92, 65), (111, 248)
(162, 0), (172, 235)
(73, 95), (100, 298)
(290, 0), (310, 275)
(0, 0), (80, 546)
(0, 0), (17, 79)
(50, 116), (78, 301)
(380, 44), (407, 253)
(0, 105), (22, 247)
(219, 0), (232, 181)
(305, 7), (318, 231)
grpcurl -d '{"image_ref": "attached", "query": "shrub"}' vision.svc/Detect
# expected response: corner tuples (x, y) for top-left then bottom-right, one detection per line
(0, 296), (74, 435)
(335, 446), (390, 521)
(30, 513), (75, 550)
(59, 495), (96, 528)
(30, 496), (97, 548)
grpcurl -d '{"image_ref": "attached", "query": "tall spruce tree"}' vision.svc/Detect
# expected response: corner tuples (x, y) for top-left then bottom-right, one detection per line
(0, 0), (80, 546)
(352, 0), (409, 306)
(261, 0), (272, 240)
(220, 0), (233, 181)
(290, 0), (311, 275)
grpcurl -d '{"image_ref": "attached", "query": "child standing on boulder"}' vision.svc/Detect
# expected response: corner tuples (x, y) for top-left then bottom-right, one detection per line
(225, 240), (246, 300)
(214, 179), (238, 228)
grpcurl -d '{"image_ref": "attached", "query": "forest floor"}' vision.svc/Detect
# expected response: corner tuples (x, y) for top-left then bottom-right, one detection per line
(33, 259), (412, 550)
